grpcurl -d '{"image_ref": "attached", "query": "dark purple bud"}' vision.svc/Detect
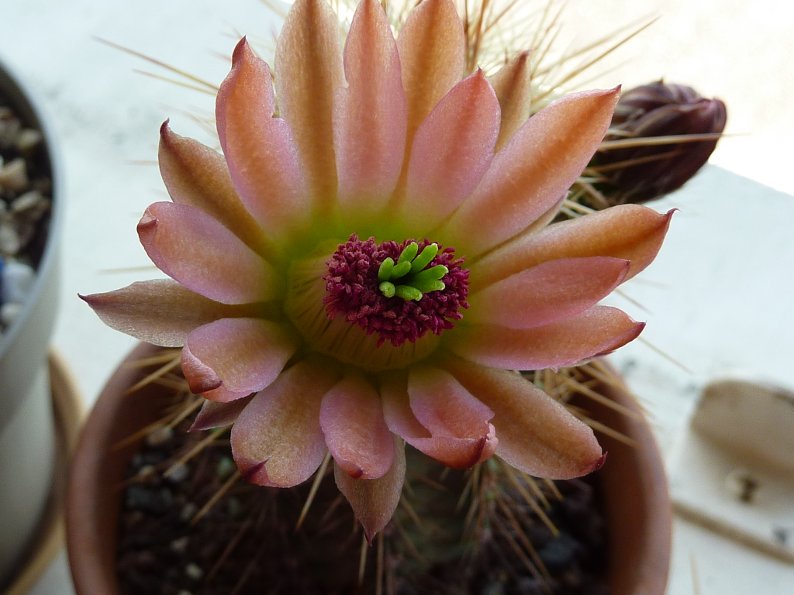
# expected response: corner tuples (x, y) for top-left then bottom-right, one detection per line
(591, 80), (727, 204)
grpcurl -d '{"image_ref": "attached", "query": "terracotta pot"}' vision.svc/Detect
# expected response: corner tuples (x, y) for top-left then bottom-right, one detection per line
(67, 342), (671, 594)
(0, 56), (64, 585)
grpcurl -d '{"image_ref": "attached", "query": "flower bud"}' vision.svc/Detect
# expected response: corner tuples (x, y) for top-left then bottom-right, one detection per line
(591, 81), (727, 204)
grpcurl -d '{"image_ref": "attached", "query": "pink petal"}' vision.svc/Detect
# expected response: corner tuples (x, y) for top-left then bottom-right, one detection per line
(137, 202), (277, 304)
(381, 372), (496, 468)
(158, 122), (268, 253)
(275, 0), (344, 201)
(80, 279), (244, 347)
(450, 306), (645, 370)
(397, 0), (465, 173)
(488, 51), (532, 150)
(230, 360), (339, 487)
(320, 374), (394, 480)
(190, 396), (253, 431)
(467, 257), (630, 329)
(216, 39), (308, 238)
(471, 205), (675, 292)
(334, 436), (406, 544)
(441, 88), (620, 255)
(444, 358), (603, 479)
(408, 366), (494, 439)
(181, 318), (298, 402)
(334, 0), (406, 213)
(400, 71), (501, 232)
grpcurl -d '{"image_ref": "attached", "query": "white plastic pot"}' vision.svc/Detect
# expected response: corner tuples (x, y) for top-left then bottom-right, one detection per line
(0, 57), (63, 586)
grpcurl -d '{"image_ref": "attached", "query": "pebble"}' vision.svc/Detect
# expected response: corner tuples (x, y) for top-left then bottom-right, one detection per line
(146, 425), (174, 446)
(538, 533), (582, 572)
(0, 219), (20, 254)
(125, 485), (174, 515)
(179, 502), (198, 522)
(215, 456), (235, 479)
(12, 189), (48, 216)
(15, 128), (42, 154)
(169, 536), (189, 553)
(135, 464), (157, 480)
(0, 109), (21, 149)
(0, 158), (27, 192)
(184, 563), (204, 581)
(1, 260), (35, 304)
(166, 462), (190, 483)
(1, 302), (23, 326)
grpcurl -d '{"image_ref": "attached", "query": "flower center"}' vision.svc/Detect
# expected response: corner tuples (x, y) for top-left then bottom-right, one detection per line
(323, 235), (469, 347)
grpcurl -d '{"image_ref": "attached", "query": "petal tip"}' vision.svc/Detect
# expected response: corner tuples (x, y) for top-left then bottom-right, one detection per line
(343, 462), (365, 479)
(189, 377), (223, 395)
(363, 527), (377, 546)
(137, 210), (157, 231)
(240, 459), (268, 484)
(589, 451), (608, 474)
(231, 36), (251, 65)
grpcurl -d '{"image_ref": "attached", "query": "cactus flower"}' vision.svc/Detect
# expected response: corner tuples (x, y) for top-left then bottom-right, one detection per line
(82, 0), (672, 540)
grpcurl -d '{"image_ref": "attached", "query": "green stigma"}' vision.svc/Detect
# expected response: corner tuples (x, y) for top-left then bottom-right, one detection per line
(377, 242), (447, 301)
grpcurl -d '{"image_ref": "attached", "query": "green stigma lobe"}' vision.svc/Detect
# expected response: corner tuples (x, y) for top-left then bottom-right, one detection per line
(377, 257), (395, 281)
(379, 281), (396, 298)
(398, 242), (419, 263)
(378, 242), (447, 301)
(410, 243), (439, 273)
(395, 285), (423, 301)
(391, 261), (412, 279)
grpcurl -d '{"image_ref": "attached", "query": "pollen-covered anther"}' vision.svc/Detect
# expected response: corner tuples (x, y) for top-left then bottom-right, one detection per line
(323, 235), (469, 346)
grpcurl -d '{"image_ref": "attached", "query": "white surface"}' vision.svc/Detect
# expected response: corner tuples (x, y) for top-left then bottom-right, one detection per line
(669, 377), (794, 563)
(0, 1), (793, 593)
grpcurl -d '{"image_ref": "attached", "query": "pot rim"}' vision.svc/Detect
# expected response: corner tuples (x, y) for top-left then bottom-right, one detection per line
(67, 342), (671, 595)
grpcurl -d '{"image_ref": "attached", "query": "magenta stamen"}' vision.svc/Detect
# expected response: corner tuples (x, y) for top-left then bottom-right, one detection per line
(323, 236), (469, 346)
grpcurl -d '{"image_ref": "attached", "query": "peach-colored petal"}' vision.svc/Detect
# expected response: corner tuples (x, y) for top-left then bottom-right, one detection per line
(231, 360), (339, 487)
(158, 122), (268, 253)
(450, 306), (645, 370)
(400, 71), (501, 232)
(137, 202), (278, 304)
(216, 38), (308, 238)
(334, 435), (405, 544)
(181, 318), (298, 402)
(444, 358), (603, 479)
(522, 193), (566, 237)
(334, 0), (406, 213)
(408, 365), (494, 442)
(467, 257), (630, 329)
(441, 88), (620, 255)
(320, 374), (394, 479)
(190, 396), (253, 431)
(381, 372), (496, 468)
(80, 279), (244, 347)
(471, 205), (674, 291)
(275, 0), (344, 203)
(488, 51), (532, 151)
(397, 0), (465, 165)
